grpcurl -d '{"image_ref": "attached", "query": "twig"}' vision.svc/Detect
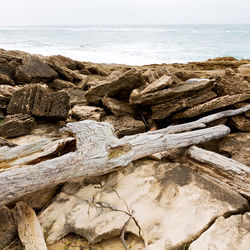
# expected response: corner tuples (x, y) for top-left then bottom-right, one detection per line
(120, 210), (135, 250)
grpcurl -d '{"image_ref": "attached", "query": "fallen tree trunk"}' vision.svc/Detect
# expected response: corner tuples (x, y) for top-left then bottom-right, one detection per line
(187, 146), (250, 198)
(0, 121), (229, 206)
(14, 201), (47, 250)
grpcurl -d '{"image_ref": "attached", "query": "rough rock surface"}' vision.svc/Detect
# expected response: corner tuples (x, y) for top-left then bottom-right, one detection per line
(7, 84), (70, 120)
(102, 115), (146, 137)
(0, 114), (36, 138)
(71, 105), (106, 121)
(48, 79), (76, 90)
(0, 136), (17, 147)
(190, 212), (250, 250)
(238, 63), (250, 81)
(129, 79), (213, 105)
(39, 159), (248, 249)
(0, 72), (14, 85)
(0, 206), (17, 247)
(14, 55), (58, 83)
(172, 94), (250, 120)
(0, 85), (19, 109)
(60, 88), (88, 107)
(151, 90), (217, 120)
(85, 68), (145, 104)
(102, 96), (137, 117)
(0, 58), (16, 77)
(142, 66), (170, 83)
(217, 68), (250, 95)
(230, 115), (250, 132)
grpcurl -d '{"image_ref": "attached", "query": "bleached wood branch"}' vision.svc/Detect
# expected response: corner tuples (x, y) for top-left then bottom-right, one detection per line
(187, 146), (250, 198)
(0, 121), (230, 206)
(14, 201), (47, 250)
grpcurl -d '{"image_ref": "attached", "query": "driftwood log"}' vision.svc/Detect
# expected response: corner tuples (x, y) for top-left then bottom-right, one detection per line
(187, 146), (250, 198)
(0, 104), (249, 206)
(14, 201), (47, 250)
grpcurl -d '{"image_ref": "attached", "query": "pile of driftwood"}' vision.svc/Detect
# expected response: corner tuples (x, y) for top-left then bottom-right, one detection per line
(1, 105), (249, 249)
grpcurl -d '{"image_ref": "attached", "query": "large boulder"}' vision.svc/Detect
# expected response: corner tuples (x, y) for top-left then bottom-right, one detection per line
(102, 116), (146, 137)
(0, 206), (17, 247)
(85, 68), (145, 104)
(39, 159), (248, 249)
(13, 55), (58, 83)
(0, 58), (16, 77)
(7, 84), (70, 120)
(0, 114), (36, 138)
(190, 212), (250, 250)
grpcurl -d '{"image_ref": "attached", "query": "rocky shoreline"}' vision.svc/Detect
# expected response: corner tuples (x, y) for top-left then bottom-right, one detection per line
(0, 48), (249, 249)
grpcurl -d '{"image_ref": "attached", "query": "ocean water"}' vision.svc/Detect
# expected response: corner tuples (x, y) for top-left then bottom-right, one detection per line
(0, 24), (250, 65)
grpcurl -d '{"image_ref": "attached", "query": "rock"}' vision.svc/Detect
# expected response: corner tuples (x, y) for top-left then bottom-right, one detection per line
(85, 68), (145, 104)
(0, 72), (14, 85)
(74, 75), (89, 90)
(230, 115), (250, 132)
(172, 94), (250, 120)
(48, 79), (76, 90)
(130, 79), (213, 106)
(189, 212), (250, 250)
(0, 114), (36, 138)
(0, 85), (19, 109)
(102, 96), (137, 117)
(185, 78), (210, 84)
(216, 68), (250, 95)
(151, 90), (217, 120)
(0, 136), (17, 147)
(46, 55), (80, 71)
(14, 55), (58, 83)
(39, 159), (248, 248)
(0, 206), (17, 247)
(60, 88), (88, 107)
(102, 116), (146, 137)
(71, 105), (106, 121)
(238, 64), (250, 81)
(142, 66), (170, 83)
(86, 64), (110, 76)
(0, 58), (16, 77)
(7, 84), (70, 120)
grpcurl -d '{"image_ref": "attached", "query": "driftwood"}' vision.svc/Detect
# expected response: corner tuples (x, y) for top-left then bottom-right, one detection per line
(187, 146), (250, 198)
(14, 201), (47, 250)
(0, 105), (249, 206)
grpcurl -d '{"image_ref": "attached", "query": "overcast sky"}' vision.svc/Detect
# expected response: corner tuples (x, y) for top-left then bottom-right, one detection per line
(1, 0), (250, 26)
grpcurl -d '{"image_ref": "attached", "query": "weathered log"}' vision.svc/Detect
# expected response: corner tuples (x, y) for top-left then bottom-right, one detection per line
(0, 121), (230, 206)
(14, 201), (47, 250)
(187, 146), (250, 198)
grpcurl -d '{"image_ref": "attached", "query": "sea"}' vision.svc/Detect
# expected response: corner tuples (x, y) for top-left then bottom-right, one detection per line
(0, 24), (250, 65)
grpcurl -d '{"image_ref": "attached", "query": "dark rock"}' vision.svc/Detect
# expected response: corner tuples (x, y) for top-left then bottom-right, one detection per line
(49, 79), (76, 90)
(230, 115), (250, 132)
(7, 84), (70, 120)
(102, 96), (137, 117)
(0, 206), (17, 247)
(14, 55), (58, 83)
(0, 114), (36, 138)
(71, 105), (106, 121)
(102, 116), (146, 137)
(85, 68), (145, 104)
(0, 58), (16, 77)
(86, 65), (110, 76)
(0, 136), (17, 147)
(60, 88), (88, 107)
(0, 72), (14, 85)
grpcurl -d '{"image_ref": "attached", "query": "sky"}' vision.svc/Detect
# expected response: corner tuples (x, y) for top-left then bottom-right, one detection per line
(1, 0), (250, 26)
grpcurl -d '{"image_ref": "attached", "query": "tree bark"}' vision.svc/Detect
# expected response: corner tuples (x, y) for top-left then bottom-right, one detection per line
(187, 146), (250, 198)
(14, 201), (47, 250)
